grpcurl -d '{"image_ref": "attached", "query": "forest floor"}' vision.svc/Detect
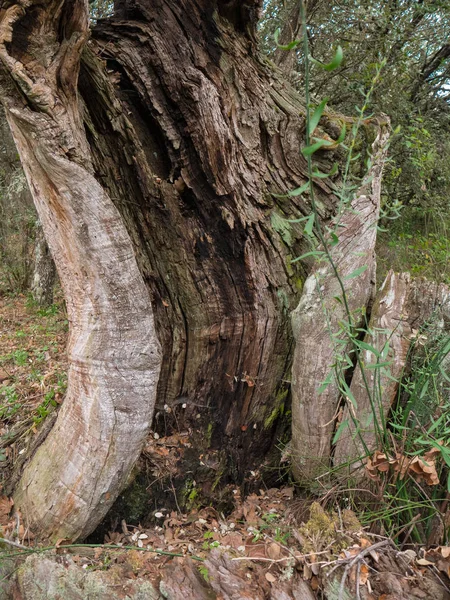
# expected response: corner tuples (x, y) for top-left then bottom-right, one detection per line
(0, 294), (450, 599)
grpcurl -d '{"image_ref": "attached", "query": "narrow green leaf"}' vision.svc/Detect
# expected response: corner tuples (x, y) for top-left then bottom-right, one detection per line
(364, 361), (393, 369)
(356, 340), (381, 357)
(304, 213), (315, 236)
(342, 380), (357, 408)
(288, 182), (310, 196)
(333, 419), (349, 444)
(312, 163), (338, 179)
(274, 27), (300, 50)
(272, 181), (309, 198)
(336, 122), (347, 144)
(330, 232), (339, 246)
(344, 265), (368, 280)
(308, 99), (328, 135)
(291, 251), (325, 263)
(318, 371), (334, 394)
(302, 138), (333, 156)
(311, 46), (343, 71)
(286, 216), (309, 223)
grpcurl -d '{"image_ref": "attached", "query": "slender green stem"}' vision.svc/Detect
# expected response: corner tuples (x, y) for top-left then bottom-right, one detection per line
(0, 542), (204, 562)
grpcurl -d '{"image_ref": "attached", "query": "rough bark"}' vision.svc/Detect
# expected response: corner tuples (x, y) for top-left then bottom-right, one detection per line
(31, 223), (56, 307)
(0, 0), (161, 541)
(290, 119), (390, 482)
(78, 0), (343, 488)
(334, 271), (450, 469)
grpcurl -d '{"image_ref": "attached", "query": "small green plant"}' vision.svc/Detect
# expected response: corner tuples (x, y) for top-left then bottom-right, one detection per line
(274, 1), (450, 547)
(0, 384), (21, 419)
(33, 390), (58, 425)
(198, 564), (210, 582)
(202, 531), (220, 550)
(12, 349), (28, 367)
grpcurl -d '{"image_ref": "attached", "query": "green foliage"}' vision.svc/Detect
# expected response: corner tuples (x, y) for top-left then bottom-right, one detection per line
(260, 0), (450, 281)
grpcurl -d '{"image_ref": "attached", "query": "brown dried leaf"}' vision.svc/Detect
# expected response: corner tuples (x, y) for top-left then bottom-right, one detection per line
(0, 496), (13, 525)
(267, 542), (281, 560)
(359, 563), (369, 585)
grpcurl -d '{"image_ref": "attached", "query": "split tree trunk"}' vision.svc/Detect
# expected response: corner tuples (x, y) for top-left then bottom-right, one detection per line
(291, 120), (390, 482)
(78, 1), (344, 490)
(0, 0), (161, 540)
(334, 271), (450, 470)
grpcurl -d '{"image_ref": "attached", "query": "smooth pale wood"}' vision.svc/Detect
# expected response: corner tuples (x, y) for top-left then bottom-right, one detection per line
(334, 272), (450, 470)
(0, 0), (161, 541)
(290, 122), (390, 482)
(333, 270), (412, 467)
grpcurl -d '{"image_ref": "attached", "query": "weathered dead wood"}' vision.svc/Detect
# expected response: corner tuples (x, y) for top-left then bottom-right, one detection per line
(0, 0), (161, 541)
(290, 120), (390, 482)
(334, 271), (450, 470)
(4, 550), (317, 600)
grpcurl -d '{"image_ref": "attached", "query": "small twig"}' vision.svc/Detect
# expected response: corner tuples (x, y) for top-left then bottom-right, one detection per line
(392, 512), (421, 542)
(0, 542), (204, 561)
(399, 513), (421, 550)
(263, 533), (300, 564)
(356, 560), (361, 600)
(0, 537), (29, 550)
(335, 540), (392, 600)
(431, 565), (450, 595)
(232, 555), (297, 563)
(170, 475), (182, 515)
(232, 549), (332, 562)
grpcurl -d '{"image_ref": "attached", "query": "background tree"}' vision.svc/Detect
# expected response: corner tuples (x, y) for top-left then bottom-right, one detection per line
(261, 0), (450, 282)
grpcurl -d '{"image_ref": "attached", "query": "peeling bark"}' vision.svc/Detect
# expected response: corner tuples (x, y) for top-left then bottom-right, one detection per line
(0, 0), (161, 540)
(290, 120), (390, 482)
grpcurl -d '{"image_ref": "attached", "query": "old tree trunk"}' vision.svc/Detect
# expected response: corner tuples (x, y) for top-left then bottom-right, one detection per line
(0, 0), (393, 542)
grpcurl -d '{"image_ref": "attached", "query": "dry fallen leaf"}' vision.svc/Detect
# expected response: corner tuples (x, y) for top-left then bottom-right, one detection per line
(359, 563), (369, 585)
(267, 542), (281, 560)
(265, 572), (276, 583)
(0, 496), (13, 525)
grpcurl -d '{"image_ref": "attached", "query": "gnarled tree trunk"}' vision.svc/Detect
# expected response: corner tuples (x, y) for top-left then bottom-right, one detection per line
(0, 0), (372, 540)
(0, 0), (161, 540)
(77, 1), (342, 497)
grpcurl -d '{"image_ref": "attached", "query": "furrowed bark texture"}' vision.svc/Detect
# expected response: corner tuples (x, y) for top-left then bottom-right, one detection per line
(290, 121), (390, 482)
(334, 271), (450, 470)
(31, 223), (56, 307)
(0, 0), (161, 540)
(78, 0), (343, 483)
